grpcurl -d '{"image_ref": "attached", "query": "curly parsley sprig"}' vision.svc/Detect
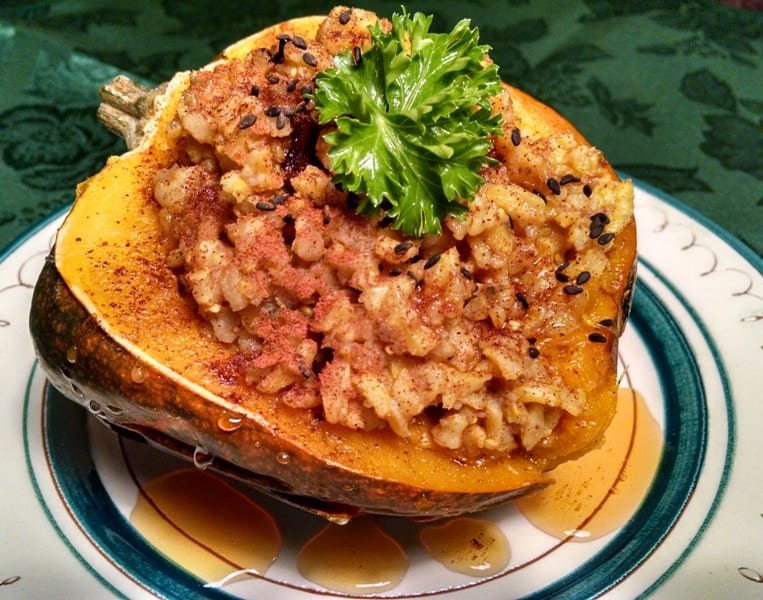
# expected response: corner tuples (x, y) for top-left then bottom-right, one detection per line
(312, 9), (503, 237)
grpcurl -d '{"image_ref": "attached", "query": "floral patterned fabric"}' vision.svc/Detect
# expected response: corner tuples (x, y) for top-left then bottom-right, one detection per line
(1, 0), (761, 256)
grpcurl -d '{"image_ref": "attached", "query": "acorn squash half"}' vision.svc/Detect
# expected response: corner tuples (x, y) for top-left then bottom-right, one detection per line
(29, 12), (637, 520)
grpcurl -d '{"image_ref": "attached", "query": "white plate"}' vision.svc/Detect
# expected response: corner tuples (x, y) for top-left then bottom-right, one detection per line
(1, 180), (761, 599)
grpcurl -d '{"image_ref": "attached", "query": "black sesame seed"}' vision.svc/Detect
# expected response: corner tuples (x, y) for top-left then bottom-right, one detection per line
(547, 177), (561, 195)
(292, 35), (307, 49)
(237, 114), (257, 129)
(424, 254), (441, 269)
(250, 84), (260, 97)
(460, 267), (473, 280)
(300, 84), (314, 97)
(264, 106), (281, 117)
(528, 346), (540, 359)
(575, 271), (591, 285)
(532, 189), (547, 203)
(256, 201), (276, 211)
(515, 292), (529, 310)
(281, 106), (297, 116)
(583, 184), (592, 197)
(276, 114), (287, 129)
(560, 174), (580, 185)
(511, 127), (521, 146)
(598, 318), (614, 327)
(589, 222), (604, 239)
(394, 241), (413, 255)
(352, 45), (362, 66)
(303, 52), (318, 67)
(408, 255), (423, 264)
(563, 284), (584, 295)
(591, 212), (610, 225)
(271, 194), (287, 206)
(589, 332), (608, 343)
(267, 73), (280, 84)
(597, 232), (615, 245)
(555, 261), (570, 282)
(339, 8), (352, 24)
(390, 268), (402, 276)
(286, 79), (298, 93)
(271, 37), (288, 64)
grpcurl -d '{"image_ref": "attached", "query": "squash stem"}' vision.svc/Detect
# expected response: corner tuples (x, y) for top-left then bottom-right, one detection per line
(97, 75), (161, 149)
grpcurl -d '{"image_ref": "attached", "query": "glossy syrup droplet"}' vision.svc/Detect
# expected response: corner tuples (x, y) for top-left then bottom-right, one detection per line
(415, 492), (434, 513)
(276, 452), (290, 465)
(326, 514), (352, 526)
(419, 517), (510, 577)
(217, 413), (243, 433)
(193, 446), (214, 470)
(65, 346), (78, 364)
(130, 364), (147, 384)
(69, 382), (86, 401)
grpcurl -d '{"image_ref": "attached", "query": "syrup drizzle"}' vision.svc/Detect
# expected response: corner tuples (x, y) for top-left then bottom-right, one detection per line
(128, 387), (662, 592)
(516, 388), (663, 541)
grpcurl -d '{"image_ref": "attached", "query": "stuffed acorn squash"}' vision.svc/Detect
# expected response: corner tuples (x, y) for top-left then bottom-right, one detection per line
(30, 6), (636, 519)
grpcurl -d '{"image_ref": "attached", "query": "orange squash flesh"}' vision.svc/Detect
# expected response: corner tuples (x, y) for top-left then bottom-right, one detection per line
(29, 15), (636, 519)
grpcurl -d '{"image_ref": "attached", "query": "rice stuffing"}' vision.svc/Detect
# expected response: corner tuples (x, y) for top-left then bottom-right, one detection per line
(150, 6), (634, 458)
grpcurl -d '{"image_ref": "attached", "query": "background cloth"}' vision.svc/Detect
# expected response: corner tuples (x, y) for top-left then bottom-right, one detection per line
(1, 0), (761, 257)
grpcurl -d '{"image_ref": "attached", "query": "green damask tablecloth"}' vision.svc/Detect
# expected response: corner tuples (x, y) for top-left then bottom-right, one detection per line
(1, 0), (761, 257)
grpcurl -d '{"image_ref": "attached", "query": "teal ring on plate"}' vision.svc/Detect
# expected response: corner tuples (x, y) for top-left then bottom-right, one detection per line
(529, 268), (716, 599)
(37, 380), (232, 599)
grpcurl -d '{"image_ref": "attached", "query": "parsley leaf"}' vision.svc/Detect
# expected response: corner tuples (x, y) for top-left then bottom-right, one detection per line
(313, 9), (503, 237)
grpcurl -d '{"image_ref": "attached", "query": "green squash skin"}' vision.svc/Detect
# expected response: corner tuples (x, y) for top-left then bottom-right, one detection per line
(30, 254), (547, 519)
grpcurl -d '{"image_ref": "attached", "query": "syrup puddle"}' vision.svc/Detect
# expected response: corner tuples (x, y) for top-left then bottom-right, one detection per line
(296, 515), (409, 594)
(419, 517), (510, 576)
(516, 388), (663, 540)
(129, 468), (281, 581)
